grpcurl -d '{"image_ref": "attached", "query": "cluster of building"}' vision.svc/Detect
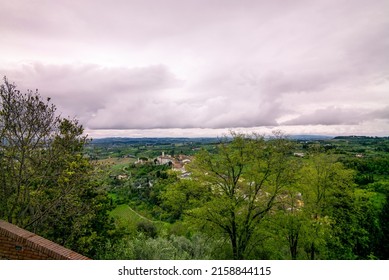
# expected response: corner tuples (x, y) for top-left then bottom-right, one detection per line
(155, 152), (193, 178)
(134, 152), (193, 178)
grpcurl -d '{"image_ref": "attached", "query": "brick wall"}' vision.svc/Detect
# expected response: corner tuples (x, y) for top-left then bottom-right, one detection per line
(0, 220), (90, 260)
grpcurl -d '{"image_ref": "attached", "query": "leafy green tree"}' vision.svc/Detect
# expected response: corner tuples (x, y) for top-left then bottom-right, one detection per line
(0, 78), (59, 225)
(97, 233), (225, 260)
(300, 152), (356, 259)
(0, 77), (117, 258)
(161, 179), (211, 222)
(186, 132), (297, 259)
(266, 152), (359, 260)
(269, 188), (309, 260)
(378, 192), (389, 259)
(352, 189), (385, 258)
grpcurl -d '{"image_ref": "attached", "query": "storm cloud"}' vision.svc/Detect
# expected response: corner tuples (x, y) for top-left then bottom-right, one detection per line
(1, 0), (388, 137)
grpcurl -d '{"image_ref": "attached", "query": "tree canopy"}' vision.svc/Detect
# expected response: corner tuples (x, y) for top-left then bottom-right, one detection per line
(0, 77), (116, 258)
(185, 132), (298, 259)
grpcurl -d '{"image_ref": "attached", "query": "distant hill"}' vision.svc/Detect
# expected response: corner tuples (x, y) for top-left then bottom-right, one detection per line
(89, 137), (220, 146)
(333, 135), (389, 140)
(89, 135), (336, 146)
(287, 135), (334, 141)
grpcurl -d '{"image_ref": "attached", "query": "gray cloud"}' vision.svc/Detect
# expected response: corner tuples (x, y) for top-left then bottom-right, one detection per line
(1, 63), (182, 125)
(368, 106), (389, 121)
(1, 62), (284, 130)
(281, 107), (369, 126)
(1, 0), (389, 136)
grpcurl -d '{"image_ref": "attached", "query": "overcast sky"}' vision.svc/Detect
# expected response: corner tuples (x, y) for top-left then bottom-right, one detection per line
(1, 0), (388, 137)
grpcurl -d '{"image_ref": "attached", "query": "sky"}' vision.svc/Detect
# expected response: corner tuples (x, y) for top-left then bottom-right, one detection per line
(1, 0), (388, 138)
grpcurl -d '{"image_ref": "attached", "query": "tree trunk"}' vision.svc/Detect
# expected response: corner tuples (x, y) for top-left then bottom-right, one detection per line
(231, 233), (239, 260)
(310, 242), (315, 260)
(289, 233), (298, 260)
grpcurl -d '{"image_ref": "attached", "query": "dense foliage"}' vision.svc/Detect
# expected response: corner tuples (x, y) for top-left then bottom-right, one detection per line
(98, 134), (389, 260)
(0, 78), (118, 258)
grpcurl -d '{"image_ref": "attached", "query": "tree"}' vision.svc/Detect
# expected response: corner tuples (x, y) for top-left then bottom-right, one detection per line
(300, 152), (356, 259)
(186, 132), (297, 259)
(161, 179), (211, 222)
(269, 187), (309, 260)
(378, 191), (389, 259)
(0, 77), (60, 226)
(0, 77), (116, 258)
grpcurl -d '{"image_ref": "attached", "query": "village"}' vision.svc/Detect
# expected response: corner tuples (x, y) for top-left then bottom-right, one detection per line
(113, 152), (194, 181)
